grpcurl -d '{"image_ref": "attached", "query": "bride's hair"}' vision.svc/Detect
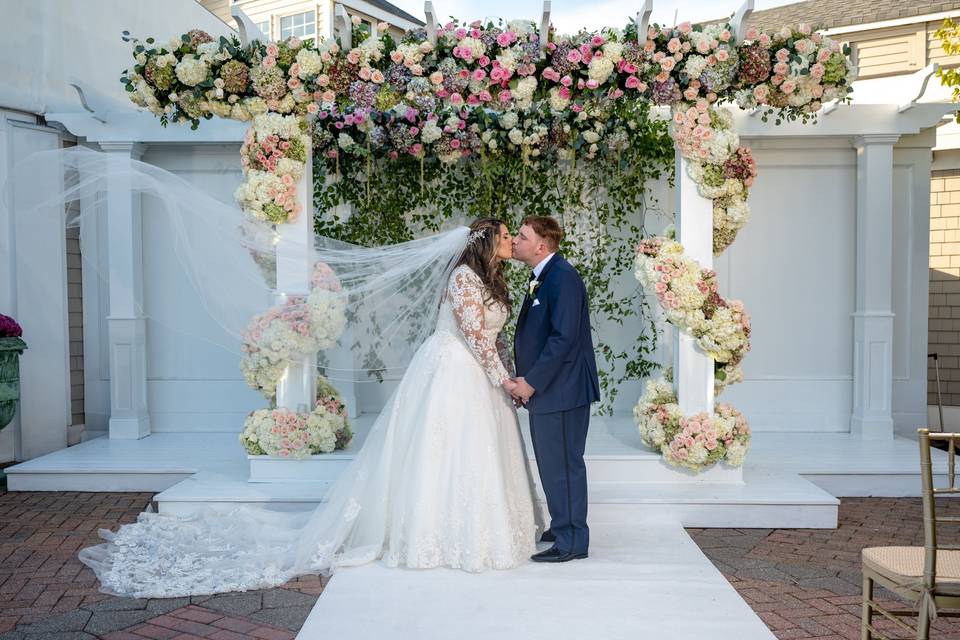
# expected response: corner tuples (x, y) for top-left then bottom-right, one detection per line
(456, 217), (511, 311)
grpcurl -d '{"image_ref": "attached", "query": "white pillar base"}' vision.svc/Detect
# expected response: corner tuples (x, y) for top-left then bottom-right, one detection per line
(107, 316), (150, 439)
(850, 311), (894, 439)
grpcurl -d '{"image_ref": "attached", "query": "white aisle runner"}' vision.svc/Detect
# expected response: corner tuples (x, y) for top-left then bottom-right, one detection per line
(297, 521), (775, 640)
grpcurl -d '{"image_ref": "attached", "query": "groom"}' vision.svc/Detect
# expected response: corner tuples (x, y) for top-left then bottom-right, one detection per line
(510, 216), (600, 563)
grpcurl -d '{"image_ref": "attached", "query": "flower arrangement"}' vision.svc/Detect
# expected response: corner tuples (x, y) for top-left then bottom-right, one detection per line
(239, 394), (352, 457)
(234, 113), (310, 223)
(634, 371), (750, 470)
(240, 261), (346, 399)
(635, 212), (752, 471)
(121, 18), (854, 173)
(0, 314), (22, 338)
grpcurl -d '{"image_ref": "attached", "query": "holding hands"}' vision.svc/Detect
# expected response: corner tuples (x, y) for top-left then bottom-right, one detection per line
(502, 377), (535, 406)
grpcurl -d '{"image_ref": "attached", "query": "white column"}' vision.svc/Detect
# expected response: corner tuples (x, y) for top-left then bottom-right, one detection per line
(274, 132), (317, 412)
(673, 150), (715, 416)
(100, 142), (150, 439)
(850, 134), (899, 439)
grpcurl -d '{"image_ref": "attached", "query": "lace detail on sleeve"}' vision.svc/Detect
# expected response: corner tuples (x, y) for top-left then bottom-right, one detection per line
(496, 332), (514, 377)
(448, 267), (510, 387)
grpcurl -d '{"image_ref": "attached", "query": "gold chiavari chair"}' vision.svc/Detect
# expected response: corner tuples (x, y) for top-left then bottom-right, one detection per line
(861, 429), (960, 639)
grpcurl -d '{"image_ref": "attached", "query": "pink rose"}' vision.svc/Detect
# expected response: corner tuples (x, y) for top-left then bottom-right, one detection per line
(661, 57), (675, 71)
(306, 102), (319, 114)
(716, 49), (729, 62)
(719, 29), (731, 42)
(585, 79), (599, 89)
(753, 85), (769, 101)
(478, 55), (490, 67)
(449, 93), (464, 105)
(773, 61), (788, 75)
(560, 75), (573, 87)
(780, 80), (796, 94)
(347, 51), (360, 65)
(497, 32), (512, 47)
(567, 49), (582, 64)
(667, 38), (681, 53)
(775, 48), (790, 62)
(263, 56), (277, 69)
(678, 22), (692, 34)
(478, 89), (492, 101)
(498, 90), (512, 103)
(321, 90), (336, 102)
(591, 35), (604, 46)
(625, 75), (642, 89)
(745, 27), (759, 40)
(473, 68), (487, 81)
(696, 39), (710, 54)
(371, 70), (384, 84)
(430, 71), (444, 85)
(266, 43), (279, 57)
(466, 94), (480, 105)
(391, 50), (404, 64)
(358, 66), (371, 80)
(558, 86), (571, 99)
(450, 138), (461, 149)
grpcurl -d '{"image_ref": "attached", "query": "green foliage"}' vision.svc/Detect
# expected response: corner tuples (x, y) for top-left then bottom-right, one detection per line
(314, 103), (675, 414)
(936, 18), (960, 123)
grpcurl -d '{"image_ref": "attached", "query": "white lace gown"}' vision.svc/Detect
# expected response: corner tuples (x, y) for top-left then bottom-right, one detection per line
(78, 265), (543, 597)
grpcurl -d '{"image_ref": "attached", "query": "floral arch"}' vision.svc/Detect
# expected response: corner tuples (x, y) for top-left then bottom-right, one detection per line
(120, 6), (856, 471)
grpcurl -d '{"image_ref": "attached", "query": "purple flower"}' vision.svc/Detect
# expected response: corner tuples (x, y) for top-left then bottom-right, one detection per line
(650, 77), (680, 105)
(0, 314), (22, 338)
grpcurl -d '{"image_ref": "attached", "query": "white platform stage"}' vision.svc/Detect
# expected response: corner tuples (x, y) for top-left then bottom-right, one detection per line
(7, 413), (951, 528)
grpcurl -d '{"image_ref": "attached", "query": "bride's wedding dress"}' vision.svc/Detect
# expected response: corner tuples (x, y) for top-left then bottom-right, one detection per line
(79, 264), (543, 597)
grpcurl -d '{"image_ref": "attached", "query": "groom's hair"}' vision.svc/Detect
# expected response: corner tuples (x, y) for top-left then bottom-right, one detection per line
(522, 216), (563, 251)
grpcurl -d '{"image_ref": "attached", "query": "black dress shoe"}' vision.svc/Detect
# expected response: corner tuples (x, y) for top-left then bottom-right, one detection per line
(532, 549), (588, 563)
(540, 529), (556, 543)
(530, 547), (561, 562)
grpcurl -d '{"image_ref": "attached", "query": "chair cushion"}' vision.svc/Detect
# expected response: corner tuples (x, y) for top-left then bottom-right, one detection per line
(863, 546), (960, 587)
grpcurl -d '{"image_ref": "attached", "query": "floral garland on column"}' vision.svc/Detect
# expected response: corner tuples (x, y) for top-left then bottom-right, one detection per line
(631, 22), (851, 472)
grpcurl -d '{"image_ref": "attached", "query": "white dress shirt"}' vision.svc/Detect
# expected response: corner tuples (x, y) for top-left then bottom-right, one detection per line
(532, 252), (556, 280)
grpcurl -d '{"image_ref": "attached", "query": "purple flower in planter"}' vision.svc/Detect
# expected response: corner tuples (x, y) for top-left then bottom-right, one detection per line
(0, 314), (22, 338)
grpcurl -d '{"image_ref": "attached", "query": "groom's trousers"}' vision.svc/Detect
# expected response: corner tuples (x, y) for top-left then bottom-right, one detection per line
(529, 404), (590, 555)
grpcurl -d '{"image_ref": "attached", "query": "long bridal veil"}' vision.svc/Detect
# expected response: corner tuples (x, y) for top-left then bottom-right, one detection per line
(10, 145), (470, 382)
(7, 146), (480, 596)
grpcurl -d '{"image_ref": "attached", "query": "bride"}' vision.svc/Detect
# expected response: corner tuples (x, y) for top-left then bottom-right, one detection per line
(78, 217), (545, 597)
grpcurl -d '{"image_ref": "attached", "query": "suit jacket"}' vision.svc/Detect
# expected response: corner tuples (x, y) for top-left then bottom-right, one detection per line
(513, 254), (600, 414)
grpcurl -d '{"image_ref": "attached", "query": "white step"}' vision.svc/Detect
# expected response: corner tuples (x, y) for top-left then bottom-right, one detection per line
(155, 467), (837, 528)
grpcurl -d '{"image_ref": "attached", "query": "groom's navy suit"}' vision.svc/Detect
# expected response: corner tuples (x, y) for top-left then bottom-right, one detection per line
(514, 254), (599, 556)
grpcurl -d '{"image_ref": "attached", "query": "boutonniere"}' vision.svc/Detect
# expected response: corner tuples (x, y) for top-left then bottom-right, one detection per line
(528, 280), (541, 297)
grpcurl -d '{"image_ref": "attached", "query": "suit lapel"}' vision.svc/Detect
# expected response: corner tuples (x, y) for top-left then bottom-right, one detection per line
(517, 254), (561, 329)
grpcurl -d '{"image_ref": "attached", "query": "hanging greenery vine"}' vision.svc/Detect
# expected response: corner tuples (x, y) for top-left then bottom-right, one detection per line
(314, 101), (674, 414)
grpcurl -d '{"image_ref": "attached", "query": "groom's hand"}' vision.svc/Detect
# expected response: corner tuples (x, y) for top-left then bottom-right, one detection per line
(513, 377), (535, 403)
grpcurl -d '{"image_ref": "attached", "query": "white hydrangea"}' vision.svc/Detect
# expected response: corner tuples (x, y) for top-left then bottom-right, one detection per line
(457, 36), (486, 60)
(548, 86), (570, 111)
(420, 120), (442, 143)
(338, 132), (355, 149)
(601, 41), (624, 63)
(508, 128), (524, 145)
(512, 76), (537, 101)
(506, 20), (535, 36)
(683, 55), (708, 80)
(587, 56), (615, 84)
(499, 111), (518, 129)
(496, 48), (519, 72)
(296, 48), (324, 78)
(174, 54), (209, 86)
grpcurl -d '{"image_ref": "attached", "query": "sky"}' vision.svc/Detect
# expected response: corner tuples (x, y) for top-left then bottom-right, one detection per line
(387, 0), (802, 35)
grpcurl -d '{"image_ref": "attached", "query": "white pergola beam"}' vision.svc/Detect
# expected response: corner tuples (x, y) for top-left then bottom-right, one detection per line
(540, 0), (551, 52)
(637, 0), (653, 44)
(231, 4), (267, 45)
(730, 0), (755, 44)
(335, 4), (352, 50)
(425, 1), (437, 46)
(899, 62), (940, 113)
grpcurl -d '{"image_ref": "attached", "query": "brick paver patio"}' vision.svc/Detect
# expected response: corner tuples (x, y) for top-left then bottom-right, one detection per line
(1, 490), (959, 638)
